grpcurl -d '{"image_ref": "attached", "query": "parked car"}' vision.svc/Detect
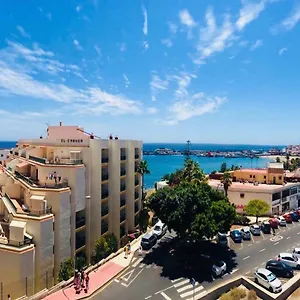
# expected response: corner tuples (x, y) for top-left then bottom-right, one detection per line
(230, 230), (242, 243)
(212, 260), (227, 277)
(217, 232), (228, 247)
(240, 227), (251, 240)
(269, 218), (279, 229)
(278, 253), (300, 269)
(266, 260), (294, 278)
(283, 214), (293, 223)
(141, 233), (157, 250)
(289, 212), (299, 222)
(254, 268), (282, 293)
(277, 216), (287, 226)
(250, 224), (261, 236)
(292, 248), (300, 259)
(152, 221), (168, 238)
(261, 221), (271, 234)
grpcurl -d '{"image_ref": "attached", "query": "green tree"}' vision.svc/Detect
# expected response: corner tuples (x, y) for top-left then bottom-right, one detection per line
(58, 257), (74, 282)
(91, 234), (117, 264)
(220, 162), (227, 173)
(105, 233), (118, 253)
(138, 208), (150, 232)
(221, 171), (232, 197)
(136, 160), (150, 202)
(148, 181), (236, 240)
(244, 199), (270, 223)
(182, 159), (206, 183)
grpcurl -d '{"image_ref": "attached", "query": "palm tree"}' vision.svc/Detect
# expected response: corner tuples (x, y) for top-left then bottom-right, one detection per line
(136, 160), (150, 203)
(182, 159), (206, 183)
(221, 171), (232, 197)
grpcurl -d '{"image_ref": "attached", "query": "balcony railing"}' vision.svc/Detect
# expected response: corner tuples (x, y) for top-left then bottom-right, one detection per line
(76, 218), (86, 229)
(101, 221), (108, 233)
(120, 185), (126, 192)
(120, 213), (126, 223)
(135, 192), (139, 199)
(2, 237), (33, 248)
(120, 197), (126, 207)
(135, 180), (139, 186)
(102, 174), (109, 181)
(29, 155), (46, 164)
(135, 203), (139, 213)
(120, 155), (126, 161)
(102, 192), (109, 199)
(135, 154), (139, 159)
(29, 207), (52, 217)
(101, 206), (109, 217)
(120, 169), (126, 176)
(102, 157), (109, 163)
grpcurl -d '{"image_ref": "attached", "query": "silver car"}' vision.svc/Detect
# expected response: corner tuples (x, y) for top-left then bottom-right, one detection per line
(240, 227), (251, 240)
(254, 268), (282, 293)
(250, 224), (261, 236)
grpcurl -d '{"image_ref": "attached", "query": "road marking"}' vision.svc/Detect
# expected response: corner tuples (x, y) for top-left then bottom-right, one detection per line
(188, 290), (208, 300)
(231, 268), (239, 274)
(245, 271), (250, 275)
(282, 230), (286, 232)
(145, 296), (152, 299)
(298, 243), (300, 246)
(260, 248), (266, 252)
(243, 256), (250, 260)
(274, 242), (280, 245)
(287, 236), (291, 240)
(181, 285), (204, 298)
(121, 282), (127, 287)
(155, 286), (174, 295)
(120, 269), (135, 282)
(171, 278), (182, 283)
(132, 257), (143, 267)
(126, 268), (144, 287)
(139, 264), (145, 268)
(146, 265), (151, 268)
(114, 279), (120, 283)
(178, 283), (198, 293)
(161, 292), (172, 300)
(173, 279), (190, 288)
(248, 244), (252, 247)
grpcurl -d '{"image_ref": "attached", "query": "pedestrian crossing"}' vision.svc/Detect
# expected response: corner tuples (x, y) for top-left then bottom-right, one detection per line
(130, 256), (159, 269)
(171, 278), (206, 300)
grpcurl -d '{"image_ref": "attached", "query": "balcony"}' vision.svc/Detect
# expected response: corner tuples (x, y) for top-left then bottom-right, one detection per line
(135, 154), (140, 159)
(101, 191), (109, 199)
(120, 155), (126, 161)
(102, 157), (109, 163)
(76, 218), (86, 229)
(29, 155), (46, 164)
(120, 169), (126, 176)
(101, 205), (109, 217)
(28, 207), (53, 217)
(135, 180), (139, 186)
(101, 220), (108, 233)
(120, 185), (126, 192)
(135, 192), (139, 199)
(135, 203), (139, 213)
(120, 212), (126, 223)
(120, 196), (126, 207)
(102, 173), (109, 181)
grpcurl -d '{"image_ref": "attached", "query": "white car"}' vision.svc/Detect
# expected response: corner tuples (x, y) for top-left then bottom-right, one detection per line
(152, 221), (167, 238)
(292, 248), (300, 259)
(278, 253), (300, 269)
(254, 268), (282, 293)
(250, 224), (261, 236)
(277, 216), (287, 226)
(212, 260), (227, 277)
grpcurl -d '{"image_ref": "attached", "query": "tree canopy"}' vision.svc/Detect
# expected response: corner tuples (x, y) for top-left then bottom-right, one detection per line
(221, 171), (232, 197)
(148, 181), (236, 240)
(244, 199), (270, 223)
(58, 257), (74, 282)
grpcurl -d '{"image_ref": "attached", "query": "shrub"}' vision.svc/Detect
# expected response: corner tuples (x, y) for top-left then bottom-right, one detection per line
(234, 214), (250, 225)
(219, 293), (231, 300)
(58, 257), (74, 282)
(219, 287), (247, 300)
(247, 290), (258, 300)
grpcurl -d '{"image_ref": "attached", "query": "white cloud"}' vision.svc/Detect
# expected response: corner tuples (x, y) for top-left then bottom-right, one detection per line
(280, 4), (300, 31)
(239, 40), (249, 47)
(236, 0), (266, 31)
(179, 9), (196, 27)
(94, 45), (102, 56)
(123, 74), (130, 88)
(76, 6), (82, 12)
(150, 73), (169, 101)
(168, 22), (177, 34)
(16, 26), (31, 39)
(46, 12), (52, 20)
(147, 107), (158, 114)
(73, 39), (83, 51)
(278, 47), (287, 55)
(143, 41), (149, 50)
(120, 43), (126, 52)
(161, 39), (173, 47)
(142, 5), (148, 36)
(250, 39), (263, 50)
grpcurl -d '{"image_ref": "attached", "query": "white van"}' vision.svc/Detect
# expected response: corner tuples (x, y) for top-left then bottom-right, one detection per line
(152, 221), (167, 238)
(217, 232), (228, 247)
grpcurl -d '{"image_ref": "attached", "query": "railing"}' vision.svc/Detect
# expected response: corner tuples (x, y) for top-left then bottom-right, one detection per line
(76, 218), (86, 228)
(2, 238), (33, 248)
(29, 155), (46, 164)
(4, 193), (17, 213)
(102, 157), (109, 163)
(28, 206), (52, 217)
(135, 180), (139, 186)
(135, 203), (139, 213)
(120, 213), (126, 223)
(120, 155), (126, 161)
(120, 185), (126, 192)
(135, 154), (139, 159)
(101, 192), (109, 199)
(102, 174), (109, 181)
(101, 222), (108, 234)
(135, 192), (139, 199)
(120, 169), (126, 176)
(120, 198), (126, 207)
(14, 171), (35, 186)
(101, 207), (109, 217)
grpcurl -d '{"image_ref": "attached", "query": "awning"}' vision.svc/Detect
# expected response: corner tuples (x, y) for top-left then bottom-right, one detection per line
(30, 195), (45, 201)
(16, 161), (29, 168)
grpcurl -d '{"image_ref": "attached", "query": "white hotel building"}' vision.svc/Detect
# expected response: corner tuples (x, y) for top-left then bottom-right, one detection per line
(0, 122), (142, 299)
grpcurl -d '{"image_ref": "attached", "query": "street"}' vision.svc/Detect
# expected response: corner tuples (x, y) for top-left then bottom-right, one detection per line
(92, 222), (300, 300)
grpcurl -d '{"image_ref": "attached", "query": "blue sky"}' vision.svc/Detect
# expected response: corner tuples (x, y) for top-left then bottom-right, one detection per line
(0, 0), (299, 144)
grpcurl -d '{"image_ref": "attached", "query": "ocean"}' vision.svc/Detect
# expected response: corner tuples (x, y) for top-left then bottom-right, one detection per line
(0, 141), (280, 189)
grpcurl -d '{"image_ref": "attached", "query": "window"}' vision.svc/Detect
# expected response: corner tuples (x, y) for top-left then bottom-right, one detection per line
(264, 176), (266, 179)
(250, 175), (252, 178)
(76, 209), (86, 228)
(240, 193), (245, 198)
(253, 175), (256, 179)
(279, 176), (282, 180)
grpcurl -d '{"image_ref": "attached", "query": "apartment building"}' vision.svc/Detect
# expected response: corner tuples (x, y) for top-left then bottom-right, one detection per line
(0, 122), (142, 299)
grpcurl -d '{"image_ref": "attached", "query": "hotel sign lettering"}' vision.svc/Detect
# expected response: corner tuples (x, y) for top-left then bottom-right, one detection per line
(60, 139), (84, 143)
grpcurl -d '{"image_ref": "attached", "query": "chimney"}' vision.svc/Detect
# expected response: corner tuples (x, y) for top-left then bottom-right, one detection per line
(109, 134), (113, 140)
(114, 136), (118, 140)
(59, 121), (62, 126)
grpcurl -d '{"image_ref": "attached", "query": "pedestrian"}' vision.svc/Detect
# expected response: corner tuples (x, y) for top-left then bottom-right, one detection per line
(85, 273), (90, 293)
(124, 245), (128, 259)
(272, 227), (276, 235)
(7, 295), (11, 300)
(127, 243), (131, 254)
(77, 271), (82, 292)
(81, 270), (85, 288)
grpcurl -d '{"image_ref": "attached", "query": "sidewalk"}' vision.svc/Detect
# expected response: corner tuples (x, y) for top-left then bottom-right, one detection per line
(45, 241), (141, 300)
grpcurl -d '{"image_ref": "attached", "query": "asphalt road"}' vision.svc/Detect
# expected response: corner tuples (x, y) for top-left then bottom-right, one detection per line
(92, 222), (300, 300)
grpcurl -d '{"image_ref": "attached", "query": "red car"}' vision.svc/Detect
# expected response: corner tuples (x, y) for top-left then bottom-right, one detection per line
(283, 214), (293, 223)
(269, 218), (279, 229)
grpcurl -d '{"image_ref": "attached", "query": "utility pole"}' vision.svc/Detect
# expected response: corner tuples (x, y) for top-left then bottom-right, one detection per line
(185, 140), (191, 160)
